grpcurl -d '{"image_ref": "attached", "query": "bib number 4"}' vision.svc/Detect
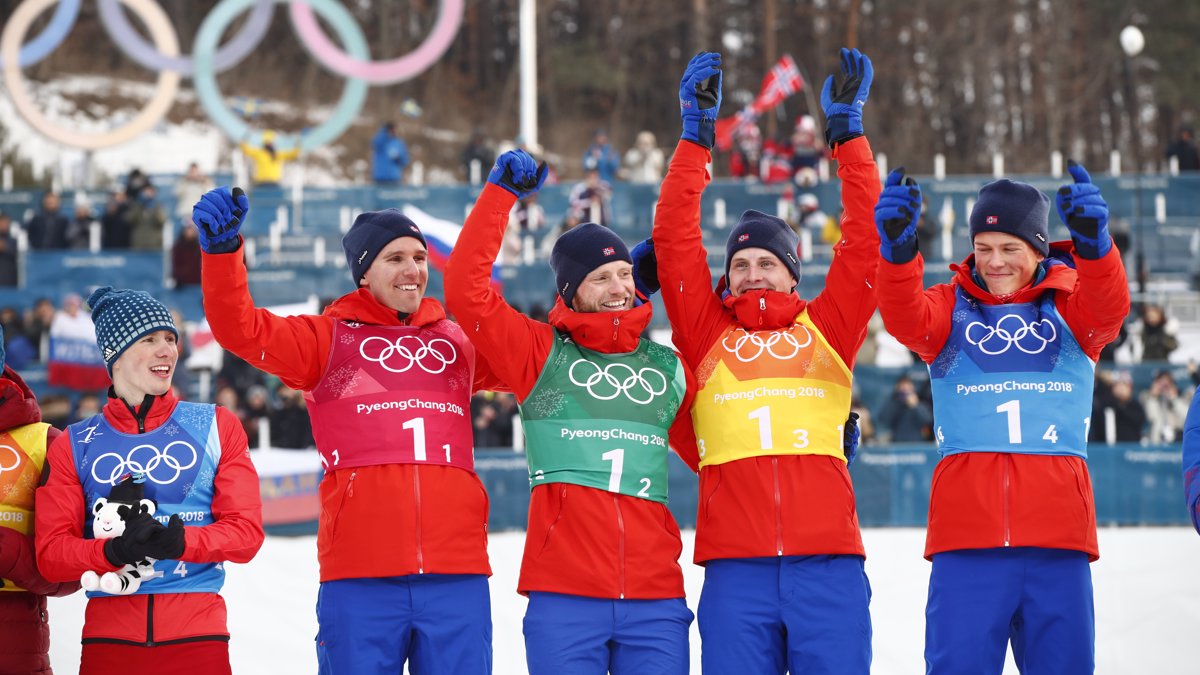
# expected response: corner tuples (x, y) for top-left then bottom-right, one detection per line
(994, 400), (1086, 445)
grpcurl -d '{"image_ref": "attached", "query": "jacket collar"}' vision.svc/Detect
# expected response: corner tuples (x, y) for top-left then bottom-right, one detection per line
(548, 297), (652, 354)
(324, 289), (447, 327)
(0, 366), (42, 430)
(722, 289), (807, 331)
(104, 387), (179, 434)
(951, 241), (1078, 305)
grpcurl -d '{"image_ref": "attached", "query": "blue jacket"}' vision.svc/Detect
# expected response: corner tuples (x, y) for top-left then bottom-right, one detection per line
(582, 143), (620, 183)
(1183, 384), (1200, 533)
(372, 128), (409, 183)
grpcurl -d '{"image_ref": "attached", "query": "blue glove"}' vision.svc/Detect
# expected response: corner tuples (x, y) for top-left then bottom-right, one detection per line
(191, 186), (248, 254)
(630, 237), (660, 300)
(874, 168), (922, 264)
(843, 411), (861, 466)
(821, 48), (873, 147)
(488, 149), (548, 198)
(679, 52), (722, 149)
(1056, 160), (1111, 259)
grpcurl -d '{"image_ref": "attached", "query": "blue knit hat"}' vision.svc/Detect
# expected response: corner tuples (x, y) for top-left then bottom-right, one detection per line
(724, 210), (801, 286)
(550, 222), (632, 308)
(87, 286), (178, 374)
(342, 209), (427, 284)
(969, 179), (1050, 256)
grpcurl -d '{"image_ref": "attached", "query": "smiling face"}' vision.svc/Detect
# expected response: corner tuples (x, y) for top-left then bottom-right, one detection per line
(359, 237), (429, 314)
(728, 247), (796, 296)
(571, 260), (636, 313)
(972, 231), (1044, 296)
(111, 330), (178, 405)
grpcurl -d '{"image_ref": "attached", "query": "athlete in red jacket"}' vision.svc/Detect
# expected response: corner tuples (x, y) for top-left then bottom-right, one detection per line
(445, 150), (697, 674)
(192, 187), (504, 674)
(36, 287), (263, 674)
(873, 162), (1128, 673)
(653, 50), (881, 673)
(0, 344), (77, 675)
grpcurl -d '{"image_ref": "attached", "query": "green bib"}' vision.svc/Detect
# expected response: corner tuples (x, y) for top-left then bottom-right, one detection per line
(521, 332), (686, 503)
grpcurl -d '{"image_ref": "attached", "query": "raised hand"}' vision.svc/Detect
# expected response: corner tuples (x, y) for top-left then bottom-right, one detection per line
(192, 186), (249, 254)
(679, 51), (723, 149)
(488, 150), (548, 198)
(630, 237), (660, 299)
(821, 48), (874, 147)
(1056, 160), (1111, 259)
(874, 168), (922, 264)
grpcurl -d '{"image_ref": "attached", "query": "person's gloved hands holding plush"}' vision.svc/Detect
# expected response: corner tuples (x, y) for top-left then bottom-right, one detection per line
(1056, 160), (1111, 259)
(192, 186), (249, 254)
(488, 149), (548, 199)
(103, 510), (167, 566)
(821, 48), (874, 148)
(679, 51), (723, 150)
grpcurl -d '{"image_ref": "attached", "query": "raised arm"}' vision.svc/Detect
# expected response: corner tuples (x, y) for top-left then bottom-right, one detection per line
(194, 187), (333, 391)
(652, 52), (729, 367)
(1053, 161), (1131, 358)
(444, 151), (555, 400)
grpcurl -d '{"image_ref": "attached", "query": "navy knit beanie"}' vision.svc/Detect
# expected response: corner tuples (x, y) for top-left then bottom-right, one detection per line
(724, 209), (802, 286)
(969, 179), (1050, 256)
(342, 209), (427, 284)
(550, 222), (632, 308)
(87, 286), (178, 375)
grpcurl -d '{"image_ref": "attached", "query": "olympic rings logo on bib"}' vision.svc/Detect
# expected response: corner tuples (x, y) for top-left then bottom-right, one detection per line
(965, 314), (1058, 355)
(722, 327), (813, 362)
(0, 445), (23, 476)
(568, 360), (668, 405)
(90, 441), (198, 485)
(359, 335), (457, 374)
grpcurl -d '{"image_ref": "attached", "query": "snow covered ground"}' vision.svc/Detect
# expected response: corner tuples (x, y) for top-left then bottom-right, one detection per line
(46, 527), (1200, 674)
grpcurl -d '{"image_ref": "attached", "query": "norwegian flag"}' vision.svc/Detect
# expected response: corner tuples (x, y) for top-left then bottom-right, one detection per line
(602, 246), (616, 256)
(755, 55), (804, 111)
(986, 216), (999, 225)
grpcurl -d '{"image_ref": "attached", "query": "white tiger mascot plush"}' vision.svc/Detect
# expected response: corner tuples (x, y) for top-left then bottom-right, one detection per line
(81, 476), (162, 595)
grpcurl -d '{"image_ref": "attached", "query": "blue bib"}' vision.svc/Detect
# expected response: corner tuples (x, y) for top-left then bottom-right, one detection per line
(71, 403), (225, 598)
(928, 289), (1095, 458)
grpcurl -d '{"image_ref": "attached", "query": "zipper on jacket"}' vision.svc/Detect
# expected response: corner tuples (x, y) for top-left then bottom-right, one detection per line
(612, 316), (620, 343)
(145, 594), (155, 646)
(773, 457), (783, 556)
(414, 466), (424, 574)
(759, 297), (766, 312)
(1002, 457), (1011, 547)
(330, 471), (356, 541)
(613, 495), (626, 599)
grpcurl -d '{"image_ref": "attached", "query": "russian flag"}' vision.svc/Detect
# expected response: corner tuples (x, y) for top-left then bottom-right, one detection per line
(401, 204), (503, 290)
(47, 314), (110, 391)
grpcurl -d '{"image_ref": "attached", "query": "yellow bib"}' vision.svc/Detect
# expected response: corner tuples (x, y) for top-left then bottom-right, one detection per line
(692, 311), (853, 467)
(0, 422), (49, 592)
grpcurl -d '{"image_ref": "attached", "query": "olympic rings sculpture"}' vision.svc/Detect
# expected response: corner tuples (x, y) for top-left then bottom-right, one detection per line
(359, 335), (458, 374)
(0, 445), (22, 475)
(964, 314), (1058, 356)
(0, 0), (464, 151)
(568, 359), (669, 405)
(722, 327), (813, 362)
(90, 441), (199, 486)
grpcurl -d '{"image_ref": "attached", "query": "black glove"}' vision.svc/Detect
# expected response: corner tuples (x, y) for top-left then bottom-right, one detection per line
(133, 514), (187, 561)
(103, 511), (165, 566)
(843, 412), (862, 466)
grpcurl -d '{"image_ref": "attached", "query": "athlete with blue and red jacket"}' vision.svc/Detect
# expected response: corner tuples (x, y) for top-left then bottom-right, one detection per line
(1183, 382), (1200, 534)
(652, 49), (881, 673)
(874, 162), (1129, 673)
(445, 150), (698, 674)
(192, 188), (506, 674)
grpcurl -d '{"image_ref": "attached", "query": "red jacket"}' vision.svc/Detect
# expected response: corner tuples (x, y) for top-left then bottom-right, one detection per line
(652, 138), (881, 563)
(877, 243), (1129, 560)
(444, 183), (697, 599)
(35, 390), (263, 645)
(0, 367), (73, 674)
(201, 245), (505, 582)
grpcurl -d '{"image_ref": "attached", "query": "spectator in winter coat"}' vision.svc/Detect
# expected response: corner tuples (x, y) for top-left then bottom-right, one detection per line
(877, 374), (934, 443)
(652, 50), (881, 673)
(581, 129), (620, 183)
(461, 129), (495, 182)
(0, 213), (19, 287)
(446, 149), (697, 674)
(64, 202), (94, 250)
(239, 130), (299, 188)
(370, 122), (410, 185)
(173, 163), (214, 226)
(875, 155), (1128, 672)
(1090, 370), (1147, 443)
(127, 186), (167, 251)
(0, 325), (79, 675)
(1131, 303), (1179, 362)
(192, 186), (505, 673)
(35, 286), (264, 674)
(623, 131), (665, 184)
(26, 192), (69, 250)
(268, 384), (313, 450)
(1141, 370), (1190, 444)
(171, 226), (203, 288)
(1165, 127), (1200, 172)
(100, 191), (132, 250)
